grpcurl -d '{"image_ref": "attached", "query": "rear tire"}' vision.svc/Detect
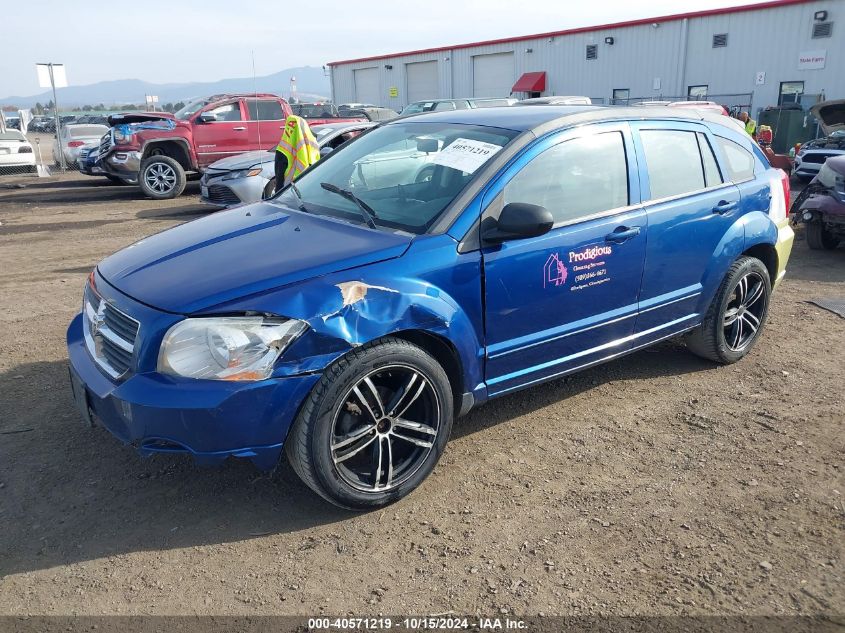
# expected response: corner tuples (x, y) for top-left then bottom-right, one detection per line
(285, 337), (453, 510)
(806, 222), (839, 250)
(686, 256), (771, 364)
(139, 155), (186, 200)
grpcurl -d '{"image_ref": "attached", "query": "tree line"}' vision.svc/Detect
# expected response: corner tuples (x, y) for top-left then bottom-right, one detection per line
(25, 101), (187, 115)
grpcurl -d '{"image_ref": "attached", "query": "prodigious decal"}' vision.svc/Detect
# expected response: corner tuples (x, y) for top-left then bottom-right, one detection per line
(568, 245), (613, 291)
(543, 253), (568, 288)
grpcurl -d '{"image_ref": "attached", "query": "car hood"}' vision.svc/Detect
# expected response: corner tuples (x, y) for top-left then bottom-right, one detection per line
(107, 111), (175, 126)
(207, 150), (274, 172)
(97, 203), (412, 314)
(810, 99), (845, 136)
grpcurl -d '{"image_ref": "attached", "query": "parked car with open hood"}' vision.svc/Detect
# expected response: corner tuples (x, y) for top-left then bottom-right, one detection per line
(791, 154), (845, 250)
(200, 122), (376, 206)
(68, 106), (793, 509)
(793, 99), (845, 182)
(53, 123), (109, 167)
(98, 94), (293, 199)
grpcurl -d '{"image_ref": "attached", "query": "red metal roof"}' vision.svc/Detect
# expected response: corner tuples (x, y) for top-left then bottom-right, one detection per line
(328, 0), (813, 66)
(512, 72), (547, 93)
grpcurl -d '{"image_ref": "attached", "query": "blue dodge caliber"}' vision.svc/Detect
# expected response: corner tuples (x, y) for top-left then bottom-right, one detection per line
(68, 106), (794, 509)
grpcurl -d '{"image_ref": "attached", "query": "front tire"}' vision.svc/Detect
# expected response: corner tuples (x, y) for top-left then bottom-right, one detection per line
(806, 222), (839, 250)
(285, 338), (453, 510)
(686, 256), (771, 364)
(139, 155), (186, 200)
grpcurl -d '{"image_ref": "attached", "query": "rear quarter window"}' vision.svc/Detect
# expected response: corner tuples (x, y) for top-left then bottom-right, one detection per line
(715, 135), (756, 182)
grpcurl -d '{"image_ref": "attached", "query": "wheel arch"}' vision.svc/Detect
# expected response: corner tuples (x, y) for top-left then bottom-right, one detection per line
(142, 139), (193, 171)
(390, 329), (468, 416)
(741, 242), (778, 285)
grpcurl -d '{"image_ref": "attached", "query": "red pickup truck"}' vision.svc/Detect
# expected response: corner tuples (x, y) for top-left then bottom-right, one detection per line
(99, 93), (364, 200)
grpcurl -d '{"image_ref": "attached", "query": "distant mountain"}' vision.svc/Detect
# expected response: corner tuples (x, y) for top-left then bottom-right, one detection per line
(0, 66), (330, 108)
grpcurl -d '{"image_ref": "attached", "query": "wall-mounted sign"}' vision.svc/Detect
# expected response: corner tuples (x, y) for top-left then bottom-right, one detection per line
(798, 50), (826, 70)
(755, 71), (766, 85)
(388, 86), (399, 98)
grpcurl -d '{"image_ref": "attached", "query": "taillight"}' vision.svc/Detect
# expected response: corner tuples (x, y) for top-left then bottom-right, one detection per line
(67, 141), (85, 147)
(768, 169), (789, 222)
(780, 169), (790, 217)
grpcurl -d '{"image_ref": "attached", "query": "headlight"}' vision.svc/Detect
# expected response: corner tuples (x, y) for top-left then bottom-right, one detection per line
(222, 167), (263, 180)
(157, 317), (307, 381)
(113, 129), (134, 144)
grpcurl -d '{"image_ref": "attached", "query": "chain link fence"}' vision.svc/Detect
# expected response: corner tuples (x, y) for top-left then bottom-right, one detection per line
(0, 109), (136, 179)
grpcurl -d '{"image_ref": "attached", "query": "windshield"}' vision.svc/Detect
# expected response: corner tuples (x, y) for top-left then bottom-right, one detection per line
(174, 97), (212, 120)
(401, 102), (434, 115)
(276, 121), (518, 233)
(70, 125), (109, 137)
(0, 131), (25, 141)
(293, 103), (336, 118)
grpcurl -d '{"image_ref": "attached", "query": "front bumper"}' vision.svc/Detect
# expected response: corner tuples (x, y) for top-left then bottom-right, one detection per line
(66, 297), (319, 470)
(102, 150), (142, 181)
(200, 171), (270, 207)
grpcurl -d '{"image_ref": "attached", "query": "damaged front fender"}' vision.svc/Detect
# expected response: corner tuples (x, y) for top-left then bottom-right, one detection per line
(201, 235), (487, 404)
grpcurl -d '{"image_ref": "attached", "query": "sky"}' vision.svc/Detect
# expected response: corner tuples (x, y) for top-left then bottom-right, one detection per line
(1, 0), (780, 97)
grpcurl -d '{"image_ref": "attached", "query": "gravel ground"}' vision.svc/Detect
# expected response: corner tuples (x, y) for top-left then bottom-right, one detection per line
(0, 172), (842, 618)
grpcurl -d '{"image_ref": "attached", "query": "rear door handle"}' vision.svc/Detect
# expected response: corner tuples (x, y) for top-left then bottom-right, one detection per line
(605, 226), (641, 243)
(712, 200), (738, 214)
(233, 126), (247, 131)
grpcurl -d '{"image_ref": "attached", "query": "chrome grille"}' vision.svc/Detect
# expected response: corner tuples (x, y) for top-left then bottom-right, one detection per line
(83, 282), (140, 380)
(98, 131), (113, 159)
(206, 184), (241, 205)
(801, 153), (835, 165)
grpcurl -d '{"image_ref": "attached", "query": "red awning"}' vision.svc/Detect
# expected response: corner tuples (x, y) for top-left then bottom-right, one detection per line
(512, 72), (546, 93)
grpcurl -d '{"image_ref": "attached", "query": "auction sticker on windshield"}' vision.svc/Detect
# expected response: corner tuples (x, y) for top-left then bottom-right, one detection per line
(431, 138), (502, 173)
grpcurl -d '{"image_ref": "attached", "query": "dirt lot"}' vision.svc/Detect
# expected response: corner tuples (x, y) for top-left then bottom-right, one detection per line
(0, 172), (842, 618)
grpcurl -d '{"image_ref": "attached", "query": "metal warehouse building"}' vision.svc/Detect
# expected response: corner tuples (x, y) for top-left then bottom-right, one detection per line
(328, 0), (843, 113)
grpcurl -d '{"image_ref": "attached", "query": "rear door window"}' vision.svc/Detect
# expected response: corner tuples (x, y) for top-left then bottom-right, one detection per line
(715, 136), (756, 182)
(247, 99), (285, 121)
(640, 130), (706, 200)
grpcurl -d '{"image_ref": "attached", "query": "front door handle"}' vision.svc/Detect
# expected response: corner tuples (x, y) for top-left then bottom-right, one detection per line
(712, 200), (738, 214)
(232, 126), (247, 131)
(605, 226), (641, 243)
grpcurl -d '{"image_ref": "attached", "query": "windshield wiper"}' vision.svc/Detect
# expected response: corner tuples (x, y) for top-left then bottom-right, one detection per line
(320, 182), (378, 230)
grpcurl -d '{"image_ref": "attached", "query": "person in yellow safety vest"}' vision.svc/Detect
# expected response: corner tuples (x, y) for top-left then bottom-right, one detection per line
(274, 115), (320, 193)
(738, 111), (757, 140)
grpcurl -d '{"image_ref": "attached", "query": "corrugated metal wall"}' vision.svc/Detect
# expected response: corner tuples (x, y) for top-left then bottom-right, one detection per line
(330, 0), (843, 111)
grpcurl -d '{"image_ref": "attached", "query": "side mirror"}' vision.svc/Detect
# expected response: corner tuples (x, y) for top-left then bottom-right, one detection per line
(198, 112), (217, 123)
(321, 145), (334, 156)
(482, 202), (554, 243)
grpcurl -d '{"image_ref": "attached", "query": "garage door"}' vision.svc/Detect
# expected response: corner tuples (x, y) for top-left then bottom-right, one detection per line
(406, 61), (439, 103)
(354, 67), (380, 105)
(472, 52), (515, 98)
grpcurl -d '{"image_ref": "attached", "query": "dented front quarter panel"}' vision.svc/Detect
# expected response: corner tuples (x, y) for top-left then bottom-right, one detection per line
(202, 233), (487, 403)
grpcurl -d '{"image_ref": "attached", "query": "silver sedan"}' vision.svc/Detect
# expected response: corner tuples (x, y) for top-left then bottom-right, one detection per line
(200, 122), (376, 207)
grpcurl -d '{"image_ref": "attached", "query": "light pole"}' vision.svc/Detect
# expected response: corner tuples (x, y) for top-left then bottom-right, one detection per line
(36, 62), (67, 170)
